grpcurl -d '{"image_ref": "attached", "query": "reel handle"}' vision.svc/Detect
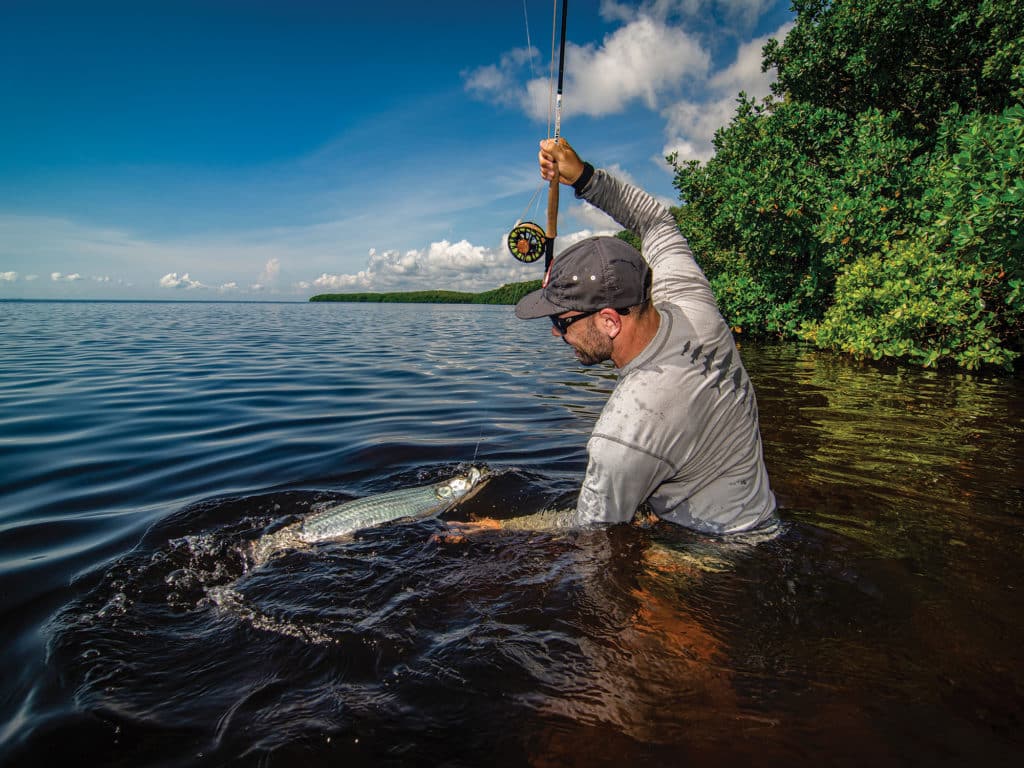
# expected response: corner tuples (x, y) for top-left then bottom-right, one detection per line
(507, 222), (547, 263)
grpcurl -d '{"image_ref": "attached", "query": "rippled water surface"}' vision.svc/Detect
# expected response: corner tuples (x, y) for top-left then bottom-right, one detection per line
(1, 300), (1022, 767)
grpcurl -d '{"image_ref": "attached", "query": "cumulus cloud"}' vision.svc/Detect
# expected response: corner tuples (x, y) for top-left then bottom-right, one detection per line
(0, 271), (16, 282)
(661, 98), (739, 161)
(159, 272), (205, 289)
(600, 0), (776, 28)
(708, 25), (788, 96)
(573, 203), (620, 232)
(258, 257), (281, 286)
(715, 0), (778, 27)
(312, 239), (550, 294)
(662, 21), (794, 163)
(467, 16), (709, 121)
(463, 47), (537, 109)
(2, 214), (324, 298)
(51, 272), (83, 282)
(566, 18), (709, 118)
(465, 5), (789, 167)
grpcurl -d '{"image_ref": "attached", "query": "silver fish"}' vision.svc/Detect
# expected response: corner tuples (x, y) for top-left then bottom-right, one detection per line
(250, 467), (486, 566)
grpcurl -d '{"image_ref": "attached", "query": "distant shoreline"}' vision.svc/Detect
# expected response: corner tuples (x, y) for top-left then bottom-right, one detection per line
(309, 280), (541, 305)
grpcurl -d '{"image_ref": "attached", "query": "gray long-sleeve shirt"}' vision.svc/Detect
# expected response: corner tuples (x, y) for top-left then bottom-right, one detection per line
(573, 169), (776, 533)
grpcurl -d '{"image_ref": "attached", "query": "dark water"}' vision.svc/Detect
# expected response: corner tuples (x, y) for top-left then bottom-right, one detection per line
(1, 300), (1022, 767)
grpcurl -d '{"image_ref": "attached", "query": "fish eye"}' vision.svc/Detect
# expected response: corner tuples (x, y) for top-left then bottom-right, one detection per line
(438, 487), (453, 499)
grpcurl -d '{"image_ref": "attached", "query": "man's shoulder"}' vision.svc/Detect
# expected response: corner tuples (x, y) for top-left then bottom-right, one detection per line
(600, 361), (694, 434)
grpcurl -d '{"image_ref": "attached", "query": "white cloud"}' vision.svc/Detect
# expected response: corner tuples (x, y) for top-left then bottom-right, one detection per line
(218, 281), (238, 292)
(465, 8), (788, 170)
(159, 272), (205, 289)
(1, 213), (331, 297)
(313, 271), (368, 291)
(661, 21), (793, 163)
(463, 47), (536, 109)
(600, 1), (776, 28)
(709, 25), (790, 97)
(467, 16), (709, 121)
(258, 257), (281, 286)
(246, 258), (283, 293)
(312, 239), (544, 294)
(563, 18), (710, 117)
(661, 98), (739, 162)
(716, 0), (778, 26)
(572, 202), (621, 232)
(0, 271), (16, 282)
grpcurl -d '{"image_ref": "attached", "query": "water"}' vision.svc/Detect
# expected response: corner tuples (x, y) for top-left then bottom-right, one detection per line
(1, 300), (1021, 767)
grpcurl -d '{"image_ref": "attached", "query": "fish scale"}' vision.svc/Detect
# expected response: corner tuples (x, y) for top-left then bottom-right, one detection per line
(301, 482), (465, 541)
(249, 467), (486, 567)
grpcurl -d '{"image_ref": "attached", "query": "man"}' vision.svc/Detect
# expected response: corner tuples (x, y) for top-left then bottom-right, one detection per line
(515, 138), (775, 534)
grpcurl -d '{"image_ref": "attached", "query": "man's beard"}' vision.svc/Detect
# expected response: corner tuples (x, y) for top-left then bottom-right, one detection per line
(566, 321), (612, 366)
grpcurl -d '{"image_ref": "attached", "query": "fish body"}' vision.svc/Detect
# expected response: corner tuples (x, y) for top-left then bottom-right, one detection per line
(250, 467), (485, 566)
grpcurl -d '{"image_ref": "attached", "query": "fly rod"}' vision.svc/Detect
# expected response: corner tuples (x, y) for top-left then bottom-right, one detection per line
(508, 0), (569, 274)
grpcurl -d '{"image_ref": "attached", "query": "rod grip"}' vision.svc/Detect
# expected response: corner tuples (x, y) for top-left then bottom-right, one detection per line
(546, 177), (559, 239)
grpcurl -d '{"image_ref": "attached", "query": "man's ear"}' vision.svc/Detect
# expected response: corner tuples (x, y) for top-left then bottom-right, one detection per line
(598, 308), (623, 339)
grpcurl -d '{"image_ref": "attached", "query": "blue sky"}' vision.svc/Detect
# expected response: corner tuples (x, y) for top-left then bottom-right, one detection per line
(0, 0), (794, 300)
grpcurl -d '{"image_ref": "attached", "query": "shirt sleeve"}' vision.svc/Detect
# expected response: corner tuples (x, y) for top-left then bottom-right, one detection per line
(577, 168), (721, 323)
(575, 432), (674, 524)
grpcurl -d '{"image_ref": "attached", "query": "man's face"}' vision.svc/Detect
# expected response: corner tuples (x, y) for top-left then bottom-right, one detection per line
(551, 310), (612, 366)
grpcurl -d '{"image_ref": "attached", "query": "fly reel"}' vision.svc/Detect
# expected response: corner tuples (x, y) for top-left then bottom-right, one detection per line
(507, 222), (547, 263)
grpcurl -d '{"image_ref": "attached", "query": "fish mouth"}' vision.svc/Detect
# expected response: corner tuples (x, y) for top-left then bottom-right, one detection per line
(449, 466), (489, 503)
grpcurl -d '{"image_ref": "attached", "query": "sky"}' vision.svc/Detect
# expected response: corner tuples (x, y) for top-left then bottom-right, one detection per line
(0, 0), (795, 301)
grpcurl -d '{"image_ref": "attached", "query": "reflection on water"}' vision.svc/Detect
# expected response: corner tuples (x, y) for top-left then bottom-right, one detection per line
(0, 302), (1022, 767)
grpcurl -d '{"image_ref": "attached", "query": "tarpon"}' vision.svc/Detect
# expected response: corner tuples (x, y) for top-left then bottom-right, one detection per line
(249, 467), (487, 567)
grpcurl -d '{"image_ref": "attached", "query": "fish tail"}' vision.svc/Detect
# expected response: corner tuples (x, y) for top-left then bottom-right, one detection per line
(248, 523), (305, 569)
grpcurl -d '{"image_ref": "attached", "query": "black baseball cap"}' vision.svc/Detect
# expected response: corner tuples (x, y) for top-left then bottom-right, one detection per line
(515, 236), (651, 319)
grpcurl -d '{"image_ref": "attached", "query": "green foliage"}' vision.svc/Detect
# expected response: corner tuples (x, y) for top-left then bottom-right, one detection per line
(923, 104), (1024, 351)
(309, 281), (542, 306)
(310, 290), (475, 303)
(673, 98), (925, 336)
(615, 229), (642, 252)
(670, 0), (1024, 370)
(702, 253), (790, 336)
(814, 108), (925, 264)
(924, 104), (1024, 283)
(807, 240), (1017, 370)
(471, 280), (542, 304)
(805, 101), (1024, 371)
(763, 0), (1022, 136)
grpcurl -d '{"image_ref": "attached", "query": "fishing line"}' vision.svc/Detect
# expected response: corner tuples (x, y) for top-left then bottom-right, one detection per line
(507, 0), (568, 267)
(514, 182), (546, 229)
(472, 425), (485, 464)
(513, 1), (551, 226)
(522, 0), (538, 83)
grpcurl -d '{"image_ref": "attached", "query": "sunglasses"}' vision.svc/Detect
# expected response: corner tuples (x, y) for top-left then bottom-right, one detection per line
(550, 309), (599, 334)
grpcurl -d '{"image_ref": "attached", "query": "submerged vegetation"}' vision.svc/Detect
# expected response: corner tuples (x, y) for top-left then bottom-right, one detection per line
(671, 0), (1023, 370)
